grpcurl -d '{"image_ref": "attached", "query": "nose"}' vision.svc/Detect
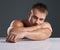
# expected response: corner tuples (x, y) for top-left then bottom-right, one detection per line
(36, 19), (40, 24)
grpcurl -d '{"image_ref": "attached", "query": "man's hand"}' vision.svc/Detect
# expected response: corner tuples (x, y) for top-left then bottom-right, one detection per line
(6, 32), (25, 43)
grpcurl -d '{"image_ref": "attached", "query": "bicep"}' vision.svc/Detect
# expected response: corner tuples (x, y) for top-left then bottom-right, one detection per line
(40, 28), (52, 37)
(31, 23), (52, 39)
(7, 20), (24, 34)
(37, 22), (53, 38)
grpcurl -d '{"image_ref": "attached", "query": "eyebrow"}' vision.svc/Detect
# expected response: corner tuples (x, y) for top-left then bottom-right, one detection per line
(33, 16), (38, 19)
(33, 15), (44, 20)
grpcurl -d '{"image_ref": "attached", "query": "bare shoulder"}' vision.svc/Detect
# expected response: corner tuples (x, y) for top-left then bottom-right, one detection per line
(10, 19), (24, 27)
(42, 22), (52, 32)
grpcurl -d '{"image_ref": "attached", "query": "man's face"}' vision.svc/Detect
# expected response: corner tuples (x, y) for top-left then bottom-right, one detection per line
(28, 9), (47, 25)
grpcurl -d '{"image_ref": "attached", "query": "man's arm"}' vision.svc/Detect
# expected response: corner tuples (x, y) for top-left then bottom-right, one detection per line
(6, 20), (52, 42)
(6, 20), (41, 42)
(12, 22), (52, 40)
(6, 20), (25, 42)
(7, 20), (24, 34)
(24, 22), (52, 40)
(7, 20), (41, 34)
(13, 25), (41, 32)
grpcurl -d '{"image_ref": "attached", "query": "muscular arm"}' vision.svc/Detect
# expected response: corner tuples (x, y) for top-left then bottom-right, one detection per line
(24, 22), (52, 40)
(6, 20), (25, 42)
(7, 20), (24, 34)
(12, 22), (52, 40)
(25, 28), (52, 40)
(8, 20), (52, 39)
(6, 20), (42, 42)
(7, 20), (41, 34)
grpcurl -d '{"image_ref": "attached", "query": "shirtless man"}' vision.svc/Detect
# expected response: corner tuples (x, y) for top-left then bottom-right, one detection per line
(6, 3), (52, 43)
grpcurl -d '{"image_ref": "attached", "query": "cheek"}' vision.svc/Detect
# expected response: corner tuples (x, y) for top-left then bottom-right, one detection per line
(33, 18), (36, 22)
(33, 19), (36, 22)
(31, 18), (36, 23)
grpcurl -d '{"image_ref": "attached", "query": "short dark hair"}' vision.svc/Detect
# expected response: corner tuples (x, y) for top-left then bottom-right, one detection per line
(32, 3), (48, 14)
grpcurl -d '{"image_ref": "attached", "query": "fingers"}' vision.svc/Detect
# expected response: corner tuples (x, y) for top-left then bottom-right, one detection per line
(6, 34), (17, 43)
(12, 34), (21, 43)
(8, 34), (13, 41)
(12, 35), (18, 43)
(6, 32), (23, 43)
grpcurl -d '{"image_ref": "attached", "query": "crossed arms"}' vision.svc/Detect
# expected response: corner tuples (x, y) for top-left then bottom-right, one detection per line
(6, 20), (52, 42)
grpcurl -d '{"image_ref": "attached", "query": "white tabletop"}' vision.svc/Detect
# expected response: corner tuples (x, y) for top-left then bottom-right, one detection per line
(0, 37), (60, 50)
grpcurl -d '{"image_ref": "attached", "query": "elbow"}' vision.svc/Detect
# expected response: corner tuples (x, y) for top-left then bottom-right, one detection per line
(34, 33), (52, 41)
(39, 33), (52, 40)
(38, 29), (52, 40)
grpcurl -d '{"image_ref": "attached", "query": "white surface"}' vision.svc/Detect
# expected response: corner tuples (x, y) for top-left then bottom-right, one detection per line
(0, 38), (60, 50)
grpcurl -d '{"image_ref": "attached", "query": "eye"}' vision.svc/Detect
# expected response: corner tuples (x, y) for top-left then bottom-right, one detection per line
(33, 16), (38, 19)
(39, 18), (44, 21)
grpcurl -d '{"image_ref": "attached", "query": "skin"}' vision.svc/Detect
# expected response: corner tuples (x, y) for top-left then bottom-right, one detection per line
(6, 9), (52, 43)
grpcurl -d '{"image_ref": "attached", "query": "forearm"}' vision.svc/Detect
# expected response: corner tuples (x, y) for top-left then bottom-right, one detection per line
(25, 28), (52, 40)
(14, 25), (41, 32)
(7, 26), (41, 39)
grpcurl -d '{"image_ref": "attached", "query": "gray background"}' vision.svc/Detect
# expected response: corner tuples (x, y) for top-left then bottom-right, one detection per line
(0, 0), (60, 37)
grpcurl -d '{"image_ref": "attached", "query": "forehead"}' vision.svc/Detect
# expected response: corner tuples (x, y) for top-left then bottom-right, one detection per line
(31, 9), (46, 18)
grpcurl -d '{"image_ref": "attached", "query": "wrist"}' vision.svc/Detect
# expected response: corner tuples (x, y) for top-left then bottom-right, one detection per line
(19, 31), (28, 38)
